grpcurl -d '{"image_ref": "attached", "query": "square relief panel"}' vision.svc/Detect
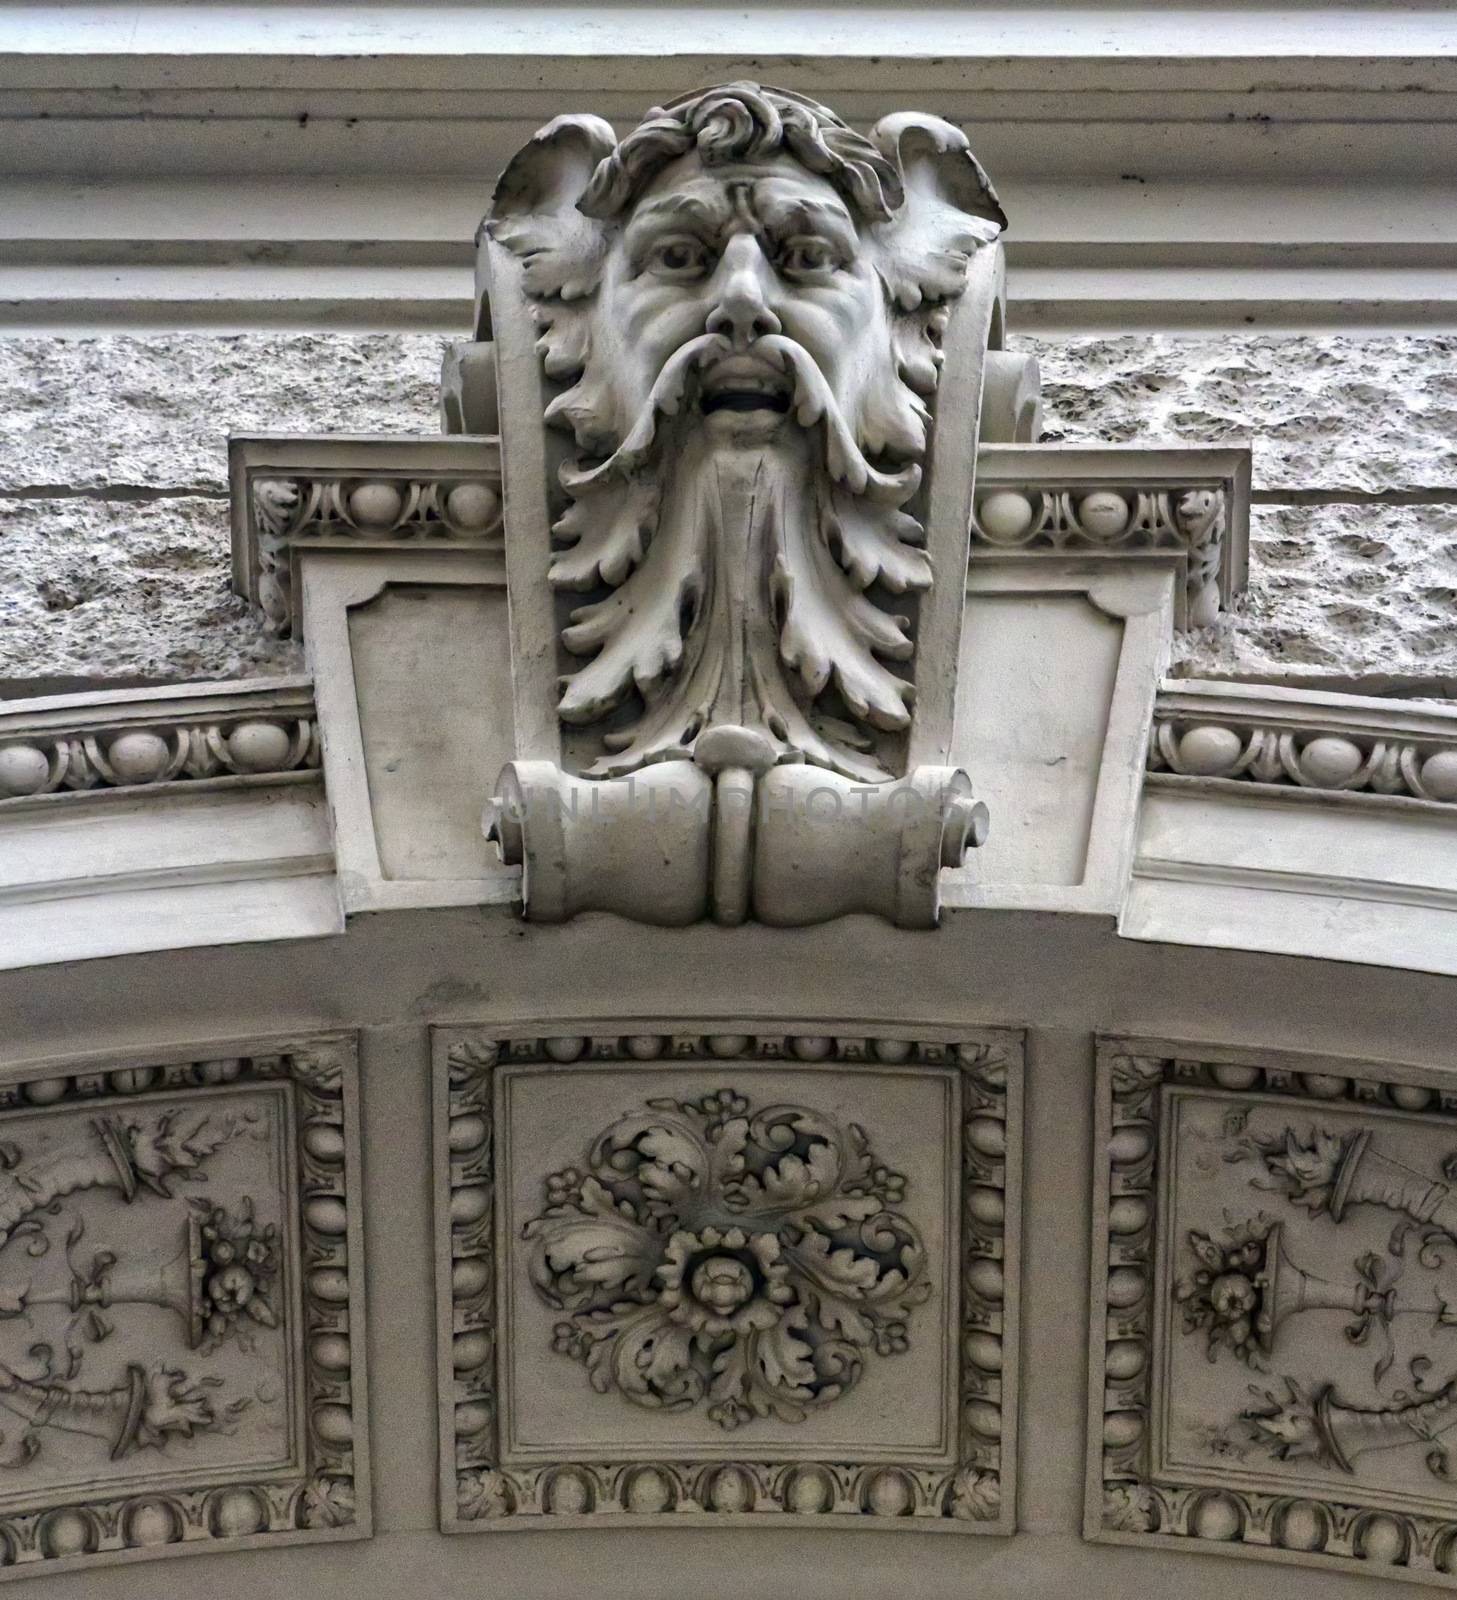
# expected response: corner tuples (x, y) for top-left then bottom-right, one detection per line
(1090, 1037), (1457, 1586)
(0, 1037), (367, 1578)
(434, 1024), (1022, 1532)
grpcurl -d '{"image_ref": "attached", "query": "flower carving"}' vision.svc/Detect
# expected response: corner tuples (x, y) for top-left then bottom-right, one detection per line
(190, 1197), (281, 1353)
(1177, 1220), (1276, 1368)
(523, 1089), (930, 1428)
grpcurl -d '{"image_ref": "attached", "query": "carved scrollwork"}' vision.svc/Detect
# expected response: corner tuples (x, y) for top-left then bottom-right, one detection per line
(1092, 1039), (1457, 1583)
(438, 1024), (1021, 1533)
(0, 1039), (366, 1576)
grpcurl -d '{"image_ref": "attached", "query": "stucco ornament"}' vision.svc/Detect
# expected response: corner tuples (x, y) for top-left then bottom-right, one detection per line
(484, 83), (1004, 927)
(522, 1089), (930, 1427)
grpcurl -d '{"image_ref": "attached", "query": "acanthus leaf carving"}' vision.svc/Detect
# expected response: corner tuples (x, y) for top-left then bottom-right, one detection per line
(492, 84), (999, 776)
(438, 1024), (1021, 1533)
(484, 81), (1003, 927)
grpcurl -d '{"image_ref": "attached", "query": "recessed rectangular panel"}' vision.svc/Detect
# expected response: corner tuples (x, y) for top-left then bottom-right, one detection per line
(953, 592), (1122, 887)
(349, 582), (513, 881)
(1090, 1039), (1457, 1585)
(0, 1038), (367, 1578)
(435, 1024), (1023, 1534)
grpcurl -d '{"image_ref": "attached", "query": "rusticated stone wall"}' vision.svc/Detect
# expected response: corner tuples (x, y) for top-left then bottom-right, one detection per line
(0, 334), (1453, 693)
(1031, 336), (1457, 687)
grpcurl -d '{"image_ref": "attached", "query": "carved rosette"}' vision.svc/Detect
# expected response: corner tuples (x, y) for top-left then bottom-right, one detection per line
(437, 1025), (1021, 1533)
(1091, 1040), (1457, 1583)
(0, 1039), (367, 1577)
(522, 1089), (930, 1428)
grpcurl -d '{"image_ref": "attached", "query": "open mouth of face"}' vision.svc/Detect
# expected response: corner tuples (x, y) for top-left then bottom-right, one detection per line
(699, 355), (792, 416)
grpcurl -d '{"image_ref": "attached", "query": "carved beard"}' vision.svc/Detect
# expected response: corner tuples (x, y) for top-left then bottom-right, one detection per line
(549, 332), (934, 781)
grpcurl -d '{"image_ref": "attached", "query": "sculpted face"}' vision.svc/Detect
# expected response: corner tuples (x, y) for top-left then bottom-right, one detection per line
(594, 156), (894, 449)
(486, 83), (1004, 778)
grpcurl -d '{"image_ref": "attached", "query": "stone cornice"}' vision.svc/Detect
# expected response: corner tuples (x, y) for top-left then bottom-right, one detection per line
(1148, 679), (1457, 805)
(0, 676), (321, 804)
(972, 444), (1251, 629)
(1, 8), (1452, 332)
(233, 436), (1251, 639)
(4, 7), (1453, 88)
(229, 435), (503, 635)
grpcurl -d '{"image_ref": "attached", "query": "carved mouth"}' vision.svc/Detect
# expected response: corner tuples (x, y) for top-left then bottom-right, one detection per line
(702, 390), (791, 414)
(699, 355), (792, 416)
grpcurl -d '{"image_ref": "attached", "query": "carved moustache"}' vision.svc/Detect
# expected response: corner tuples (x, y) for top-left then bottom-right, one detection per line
(558, 332), (921, 509)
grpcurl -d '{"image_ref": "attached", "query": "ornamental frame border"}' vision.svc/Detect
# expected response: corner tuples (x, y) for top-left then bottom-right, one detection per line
(228, 434), (504, 637)
(0, 1031), (370, 1581)
(1086, 1033), (1457, 1588)
(432, 1020), (1023, 1535)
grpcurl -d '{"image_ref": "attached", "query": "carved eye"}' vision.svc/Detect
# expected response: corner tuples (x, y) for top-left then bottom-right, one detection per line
(778, 236), (841, 279)
(645, 236), (712, 282)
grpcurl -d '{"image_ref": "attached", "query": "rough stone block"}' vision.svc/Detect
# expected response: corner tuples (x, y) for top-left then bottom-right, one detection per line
(0, 335), (443, 494)
(1029, 334), (1457, 494)
(0, 495), (298, 683)
(1175, 501), (1457, 678)
(1, 332), (1454, 690)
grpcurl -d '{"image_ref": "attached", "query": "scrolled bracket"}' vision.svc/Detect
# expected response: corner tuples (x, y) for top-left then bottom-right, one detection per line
(486, 734), (988, 929)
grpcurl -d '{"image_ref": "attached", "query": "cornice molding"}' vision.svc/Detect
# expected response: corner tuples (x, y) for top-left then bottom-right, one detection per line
(229, 435), (503, 634)
(1, 7), (1452, 331)
(1149, 680), (1457, 805)
(973, 444), (1251, 629)
(0, 677), (322, 804)
(4, 7), (1454, 86)
(232, 436), (1252, 641)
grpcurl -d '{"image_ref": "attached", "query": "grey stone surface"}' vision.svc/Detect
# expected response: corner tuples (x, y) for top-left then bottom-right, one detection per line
(1176, 501), (1457, 678)
(0, 496), (300, 683)
(1027, 334), (1457, 493)
(0, 333), (1454, 689)
(0, 334), (444, 493)
(0, 333), (441, 687)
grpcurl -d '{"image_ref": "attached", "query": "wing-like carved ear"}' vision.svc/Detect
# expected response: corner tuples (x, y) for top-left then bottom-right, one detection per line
(869, 113), (1005, 310)
(487, 114), (618, 302)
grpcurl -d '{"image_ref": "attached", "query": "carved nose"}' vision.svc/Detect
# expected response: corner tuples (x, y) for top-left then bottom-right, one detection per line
(706, 244), (782, 347)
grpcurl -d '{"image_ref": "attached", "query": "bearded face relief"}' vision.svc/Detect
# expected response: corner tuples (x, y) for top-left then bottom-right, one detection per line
(587, 167), (899, 458)
(488, 84), (1004, 781)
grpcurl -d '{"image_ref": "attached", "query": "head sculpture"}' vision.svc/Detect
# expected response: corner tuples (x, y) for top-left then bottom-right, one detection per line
(487, 83), (1005, 780)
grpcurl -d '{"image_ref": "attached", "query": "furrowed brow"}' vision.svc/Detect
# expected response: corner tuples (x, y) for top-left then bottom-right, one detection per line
(625, 192), (733, 236)
(754, 192), (856, 245)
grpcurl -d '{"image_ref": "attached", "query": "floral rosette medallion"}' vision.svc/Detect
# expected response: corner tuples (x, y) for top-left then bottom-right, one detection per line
(523, 1089), (930, 1428)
